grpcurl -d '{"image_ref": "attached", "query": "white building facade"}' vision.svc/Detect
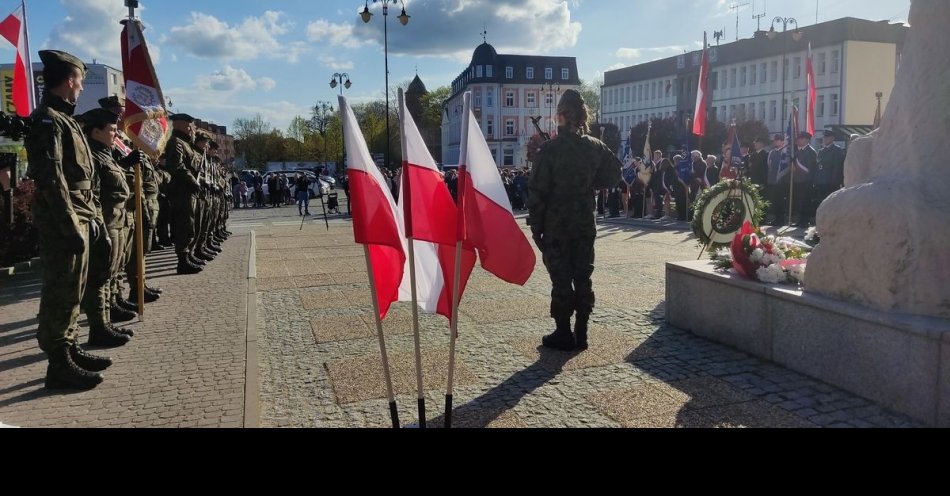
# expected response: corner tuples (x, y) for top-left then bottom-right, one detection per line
(442, 43), (580, 168)
(601, 17), (906, 145)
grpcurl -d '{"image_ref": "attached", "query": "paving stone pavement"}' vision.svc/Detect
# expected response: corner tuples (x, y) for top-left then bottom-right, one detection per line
(244, 206), (920, 428)
(0, 233), (249, 428)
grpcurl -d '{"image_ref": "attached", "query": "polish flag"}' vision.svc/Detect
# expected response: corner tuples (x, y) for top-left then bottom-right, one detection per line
(0, 2), (35, 117)
(805, 43), (817, 137)
(121, 19), (169, 157)
(398, 92), (476, 319)
(340, 95), (405, 320)
(459, 92), (535, 285)
(692, 32), (709, 137)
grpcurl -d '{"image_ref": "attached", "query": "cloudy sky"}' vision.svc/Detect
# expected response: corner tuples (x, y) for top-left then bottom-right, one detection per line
(1, 0), (910, 132)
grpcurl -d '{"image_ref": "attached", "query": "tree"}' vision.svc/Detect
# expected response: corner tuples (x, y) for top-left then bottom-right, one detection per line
(233, 114), (273, 170)
(737, 120), (771, 147)
(310, 101), (335, 137)
(579, 78), (602, 118)
(628, 118), (679, 159)
(591, 123), (622, 155)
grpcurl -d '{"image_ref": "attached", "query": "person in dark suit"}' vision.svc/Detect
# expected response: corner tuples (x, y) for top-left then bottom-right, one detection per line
(812, 129), (846, 217)
(749, 137), (769, 190)
(794, 132), (818, 227)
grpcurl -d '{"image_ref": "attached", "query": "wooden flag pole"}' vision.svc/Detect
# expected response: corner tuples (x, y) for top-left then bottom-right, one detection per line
(363, 246), (400, 428)
(134, 161), (146, 319)
(399, 89), (426, 428)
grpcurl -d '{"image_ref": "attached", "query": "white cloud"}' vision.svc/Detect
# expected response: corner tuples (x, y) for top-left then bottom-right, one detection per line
(45, 0), (135, 66)
(325, 0), (582, 60)
(616, 45), (689, 63)
(306, 19), (368, 49)
(317, 55), (355, 71)
(168, 11), (298, 62)
(195, 65), (277, 93)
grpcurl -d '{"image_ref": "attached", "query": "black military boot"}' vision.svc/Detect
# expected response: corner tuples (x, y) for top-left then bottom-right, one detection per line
(206, 244), (222, 254)
(195, 249), (215, 262)
(145, 285), (163, 295)
(128, 288), (159, 305)
(110, 298), (137, 323)
(116, 290), (139, 312)
(187, 253), (207, 267)
(88, 325), (131, 348)
(109, 323), (135, 338)
(178, 253), (203, 274)
(574, 312), (590, 351)
(69, 343), (112, 372)
(541, 317), (575, 351)
(45, 345), (103, 390)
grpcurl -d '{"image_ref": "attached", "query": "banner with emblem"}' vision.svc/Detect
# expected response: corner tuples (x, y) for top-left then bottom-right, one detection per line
(120, 18), (169, 158)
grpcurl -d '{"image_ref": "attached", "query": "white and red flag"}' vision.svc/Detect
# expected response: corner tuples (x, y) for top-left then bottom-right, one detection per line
(805, 42), (817, 137)
(0, 1), (35, 117)
(340, 95), (405, 320)
(398, 93), (476, 319)
(692, 32), (709, 136)
(120, 19), (169, 157)
(459, 92), (535, 286)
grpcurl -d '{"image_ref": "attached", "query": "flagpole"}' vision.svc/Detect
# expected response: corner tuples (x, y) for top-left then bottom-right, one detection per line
(134, 161), (146, 319)
(21, 0), (35, 114)
(399, 89), (426, 429)
(445, 92), (471, 429)
(363, 245), (400, 428)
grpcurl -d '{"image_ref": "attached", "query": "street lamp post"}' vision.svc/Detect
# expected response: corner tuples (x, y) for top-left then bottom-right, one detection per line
(361, 0), (410, 171)
(768, 17), (803, 228)
(541, 82), (560, 134)
(330, 73), (352, 170)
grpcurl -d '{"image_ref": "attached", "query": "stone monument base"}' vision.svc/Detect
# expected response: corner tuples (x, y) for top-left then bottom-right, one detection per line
(666, 261), (950, 427)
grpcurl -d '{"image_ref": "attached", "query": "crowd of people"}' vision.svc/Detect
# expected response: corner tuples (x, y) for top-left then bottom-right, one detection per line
(607, 129), (847, 227)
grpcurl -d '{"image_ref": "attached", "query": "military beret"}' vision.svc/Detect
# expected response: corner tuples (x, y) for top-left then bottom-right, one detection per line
(39, 50), (87, 73)
(78, 108), (121, 127)
(822, 129), (836, 138)
(169, 113), (195, 123)
(798, 131), (813, 140)
(99, 95), (125, 109)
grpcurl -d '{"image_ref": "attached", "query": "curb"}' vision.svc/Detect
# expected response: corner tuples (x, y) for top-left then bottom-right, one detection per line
(0, 257), (42, 279)
(243, 230), (260, 428)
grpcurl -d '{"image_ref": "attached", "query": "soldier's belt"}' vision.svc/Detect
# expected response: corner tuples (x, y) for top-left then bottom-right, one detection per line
(67, 180), (92, 192)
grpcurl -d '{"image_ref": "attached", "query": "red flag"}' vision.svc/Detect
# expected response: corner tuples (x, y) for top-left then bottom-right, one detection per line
(459, 92), (535, 286)
(340, 95), (405, 320)
(120, 19), (169, 157)
(398, 91), (475, 319)
(0, 2), (35, 117)
(806, 43), (817, 137)
(692, 32), (709, 136)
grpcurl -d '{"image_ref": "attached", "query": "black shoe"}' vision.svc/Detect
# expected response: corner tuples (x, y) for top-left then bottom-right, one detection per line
(541, 318), (576, 351)
(69, 344), (112, 372)
(129, 291), (159, 304)
(177, 263), (203, 275)
(88, 326), (131, 348)
(109, 323), (135, 338)
(574, 313), (590, 351)
(45, 346), (103, 390)
(110, 303), (137, 323)
(117, 297), (138, 313)
(189, 254), (208, 266)
(145, 285), (163, 295)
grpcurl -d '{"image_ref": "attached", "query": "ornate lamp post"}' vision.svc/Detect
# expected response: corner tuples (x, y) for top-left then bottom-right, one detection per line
(767, 17), (802, 122)
(330, 73), (352, 170)
(360, 0), (410, 170)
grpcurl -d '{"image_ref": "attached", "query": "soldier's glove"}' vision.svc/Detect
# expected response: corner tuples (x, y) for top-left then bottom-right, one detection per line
(120, 150), (147, 168)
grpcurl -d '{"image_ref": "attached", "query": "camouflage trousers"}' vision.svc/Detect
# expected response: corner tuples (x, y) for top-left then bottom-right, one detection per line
(81, 224), (115, 332)
(173, 193), (197, 255)
(144, 195), (159, 254)
(36, 221), (89, 353)
(541, 235), (596, 320)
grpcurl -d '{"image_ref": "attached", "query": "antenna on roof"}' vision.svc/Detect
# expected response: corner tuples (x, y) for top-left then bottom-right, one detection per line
(730, 2), (750, 41)
(752, 0), (767, 31)
(481, 23), (487, 43)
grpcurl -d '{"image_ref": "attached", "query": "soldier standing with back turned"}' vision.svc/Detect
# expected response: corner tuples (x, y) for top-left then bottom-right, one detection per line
(528, 90), (622, 352)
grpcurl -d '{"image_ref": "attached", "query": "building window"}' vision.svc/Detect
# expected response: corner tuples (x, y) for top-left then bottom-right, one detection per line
(721, 106), (727, 121)
(738, 103), (746, 120)
(730, 105), (736, 120)
(476, 65), (483, 78)
(545, 92), (553, 107)
(831, 49), (840, 74)
(505, 119), (515, 136)
(561, 68), (569, 80)
(505, 66), (513, 79)
(505, 90), (514, 107)
(503, 147), (514, 166)
(638, 85), (643, 101)
(760, 63), (767, 83)
(487, 89), (494, 107)
(759, 101), (765, 120)
(817, 95), (825, 117)
(794, 56), (802, 79)
(486, 65), (493, 78)
(487, 119), (494, 137)
(651, 82), (656, 99)
(831, 93), (839, 116)
(818, 52), (827, 75)
(545, 67), (553, 80)
(770, 100), (777, 121)
(111, 73), (118, 85)
(526, 67), (534, 79)
(527, 92), (536, 107)
(730, 68), (737, 88)
(475, 92), (481, 107)
(771, 61), (778, 82)
(721, 70), (727, 88)
(710, 71), (718, 90)
(750, 65), (757, 85)
(740, 66), (747, 86)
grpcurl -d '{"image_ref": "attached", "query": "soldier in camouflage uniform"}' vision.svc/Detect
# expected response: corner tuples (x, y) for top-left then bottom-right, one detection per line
(25, 50), (111, 389)
(166, 114), (205, 274)
(528, 89), (622, 351)
(78, 108), (135, 347)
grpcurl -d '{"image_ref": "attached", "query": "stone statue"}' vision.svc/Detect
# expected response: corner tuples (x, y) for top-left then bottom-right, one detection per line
(807, 0), (950, 319)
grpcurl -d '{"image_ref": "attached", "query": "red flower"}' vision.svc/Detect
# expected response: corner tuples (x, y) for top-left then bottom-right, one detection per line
(731, 221), (759, 280)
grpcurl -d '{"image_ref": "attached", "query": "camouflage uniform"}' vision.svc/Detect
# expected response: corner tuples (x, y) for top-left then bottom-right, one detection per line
(166, 127), (203, 271)
(528, 129), (621, 349)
